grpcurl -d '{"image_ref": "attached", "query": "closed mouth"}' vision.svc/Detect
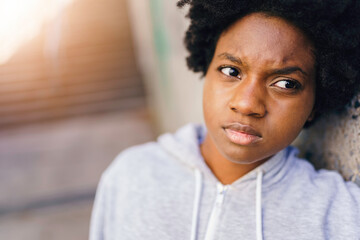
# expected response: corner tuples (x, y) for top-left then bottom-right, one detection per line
(223, 122), (262, 137)
(223, 122), (262, 145)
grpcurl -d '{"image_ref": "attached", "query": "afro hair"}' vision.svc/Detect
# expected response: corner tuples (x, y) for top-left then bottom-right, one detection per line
(178, 0), (360, 125)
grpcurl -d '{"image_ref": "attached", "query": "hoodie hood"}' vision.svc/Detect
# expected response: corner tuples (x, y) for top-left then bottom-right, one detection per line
(158, 123), (206, 169)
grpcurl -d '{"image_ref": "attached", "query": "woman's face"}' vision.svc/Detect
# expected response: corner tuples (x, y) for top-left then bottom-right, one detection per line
(202, 13), (316, 164)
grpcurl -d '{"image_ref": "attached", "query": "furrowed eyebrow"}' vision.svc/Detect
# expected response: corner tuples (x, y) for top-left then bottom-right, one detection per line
(272, 66), (308, 77)
(217, 52), (309, 77)
(217, 53), (243, 65)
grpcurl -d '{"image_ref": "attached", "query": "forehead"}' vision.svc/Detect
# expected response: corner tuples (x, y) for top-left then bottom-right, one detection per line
(215, 13), (315, 71)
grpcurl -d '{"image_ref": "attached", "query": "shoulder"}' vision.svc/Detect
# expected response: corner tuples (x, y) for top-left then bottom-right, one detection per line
(264, 149), (360, 238)
(287, 152), (360, 217)
(270, 147), (360, 204)
(101, 141), (171, 184)
(269, 149), (360, 235)
(291, 154), (360, 197)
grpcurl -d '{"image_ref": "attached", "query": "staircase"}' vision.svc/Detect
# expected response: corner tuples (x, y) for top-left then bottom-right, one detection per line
(0, 0), (144, 127)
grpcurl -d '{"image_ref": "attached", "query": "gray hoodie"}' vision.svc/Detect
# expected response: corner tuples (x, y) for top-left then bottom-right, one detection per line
(89, 123), (360, 240)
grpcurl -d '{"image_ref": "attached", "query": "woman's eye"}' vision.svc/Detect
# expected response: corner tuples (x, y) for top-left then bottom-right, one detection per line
(220, 67), (240, 78)
(274, 80), (300, 89)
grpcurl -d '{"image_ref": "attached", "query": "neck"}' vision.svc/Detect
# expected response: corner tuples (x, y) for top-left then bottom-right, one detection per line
(200, 135), (268, 185)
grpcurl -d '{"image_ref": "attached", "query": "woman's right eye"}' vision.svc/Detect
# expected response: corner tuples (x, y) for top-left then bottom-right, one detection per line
(220, 67), (240, 78)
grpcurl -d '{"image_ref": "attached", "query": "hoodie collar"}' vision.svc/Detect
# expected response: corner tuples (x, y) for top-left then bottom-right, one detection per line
(158, 123), (297, 189)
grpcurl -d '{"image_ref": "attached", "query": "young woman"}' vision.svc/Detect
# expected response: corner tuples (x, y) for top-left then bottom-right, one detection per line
(90, 1), (360, 239)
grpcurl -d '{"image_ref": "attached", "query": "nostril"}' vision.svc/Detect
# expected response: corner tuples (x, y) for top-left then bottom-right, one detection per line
(230, 104), (266, 118)
(250, 112), (265, 118)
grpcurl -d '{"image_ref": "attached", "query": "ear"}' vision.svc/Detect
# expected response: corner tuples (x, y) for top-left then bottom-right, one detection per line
(307, 109), (316, 122)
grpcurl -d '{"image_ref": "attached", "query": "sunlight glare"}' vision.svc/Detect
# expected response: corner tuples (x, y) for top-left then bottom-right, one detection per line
(0, 0), (74, 64)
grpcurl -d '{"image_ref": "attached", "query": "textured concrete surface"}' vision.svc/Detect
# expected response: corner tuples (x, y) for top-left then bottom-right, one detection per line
(299, 93), (360, 186)
(0, 108), (154, 239)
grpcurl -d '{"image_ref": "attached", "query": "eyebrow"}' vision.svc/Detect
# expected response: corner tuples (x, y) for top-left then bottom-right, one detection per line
(217, 53), (243, 65)
(217, 52), (309, 77)
(272, 66), (308, 77)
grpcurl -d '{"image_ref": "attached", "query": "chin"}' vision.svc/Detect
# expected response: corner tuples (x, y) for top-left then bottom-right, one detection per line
(219, 146), (265, 164)
(227, 157), (265, 165)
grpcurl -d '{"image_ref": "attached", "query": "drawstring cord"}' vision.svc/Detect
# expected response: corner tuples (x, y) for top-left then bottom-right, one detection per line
(190, 169), (203, 240)
(190, 168), (264, 240)
(256, 169), (264, 240)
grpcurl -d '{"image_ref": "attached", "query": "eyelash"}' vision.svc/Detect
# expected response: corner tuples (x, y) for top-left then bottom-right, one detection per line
(218, 66), (241, 79)
(218, 66), (302, 90)
(272, 79), (302, 90)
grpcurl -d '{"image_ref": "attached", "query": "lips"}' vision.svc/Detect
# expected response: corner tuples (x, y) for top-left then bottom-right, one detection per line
(223, 122), (262, 145)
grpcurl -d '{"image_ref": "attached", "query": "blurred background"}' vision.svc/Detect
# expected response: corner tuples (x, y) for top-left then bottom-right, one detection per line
(0, 0), (359, 239)
(0, 0), (203, 239)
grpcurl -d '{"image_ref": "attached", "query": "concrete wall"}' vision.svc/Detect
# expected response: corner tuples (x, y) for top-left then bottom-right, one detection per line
(298, 93), (360, 186)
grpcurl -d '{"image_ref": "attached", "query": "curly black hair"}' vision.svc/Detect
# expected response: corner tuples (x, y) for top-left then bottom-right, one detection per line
(177, 0), (360, 126)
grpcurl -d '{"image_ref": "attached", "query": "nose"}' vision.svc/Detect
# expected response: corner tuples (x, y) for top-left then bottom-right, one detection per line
(228, 76), (266, 118)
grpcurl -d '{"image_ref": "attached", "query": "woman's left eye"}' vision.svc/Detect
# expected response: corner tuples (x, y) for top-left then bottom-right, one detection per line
(220, 67), (240, 78)
(273, 80), (301, 89)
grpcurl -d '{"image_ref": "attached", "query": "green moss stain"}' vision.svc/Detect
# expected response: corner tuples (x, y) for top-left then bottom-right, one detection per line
(149, 0), (170, 94)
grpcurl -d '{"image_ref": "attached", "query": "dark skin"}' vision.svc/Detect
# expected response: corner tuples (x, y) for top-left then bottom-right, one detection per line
(200, 13), (316, 185)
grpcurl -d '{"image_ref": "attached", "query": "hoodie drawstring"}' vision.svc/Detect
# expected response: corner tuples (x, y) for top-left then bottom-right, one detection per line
(190, 169), (203, 240)
(191, 168), (264, 240)
(256, 169), (264, 240)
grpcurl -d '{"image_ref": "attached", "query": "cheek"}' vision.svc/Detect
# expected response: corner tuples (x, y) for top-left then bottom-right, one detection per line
(202, 81), (215, 123)
(204, 77), (232, 103)
(203, 79), (218, 106)
(203, 79), (228, 125)
(268, 96), (314, 135)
